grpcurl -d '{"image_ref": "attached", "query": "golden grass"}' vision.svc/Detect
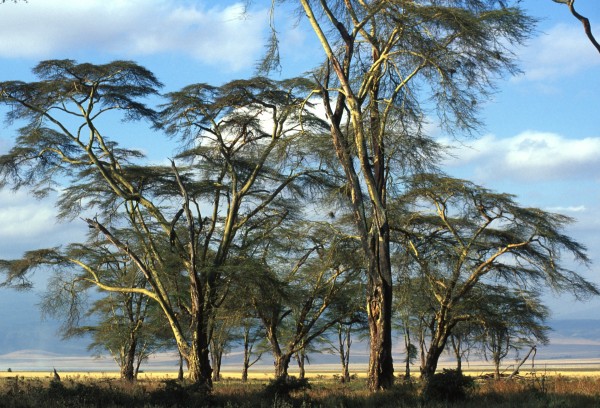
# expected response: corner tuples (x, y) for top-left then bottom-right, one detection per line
(0, 368), (598, 381)
(1, 358), (599, 381)
(1, 368), (599, 408)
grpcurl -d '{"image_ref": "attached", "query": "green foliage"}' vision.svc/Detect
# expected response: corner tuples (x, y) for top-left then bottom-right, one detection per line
(422, 369), (475, 403)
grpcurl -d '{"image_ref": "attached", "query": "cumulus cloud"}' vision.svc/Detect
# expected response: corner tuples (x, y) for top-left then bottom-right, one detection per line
(0, 0), (268, 71)
(441, 131), (600, 182)
(0, 191), (56, 237)
(546, 205), (587, 213)
(0, 191), (85, 258)
(515, 23), (600, 82)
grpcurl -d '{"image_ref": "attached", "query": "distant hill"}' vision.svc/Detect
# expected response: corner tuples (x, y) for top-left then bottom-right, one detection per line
(1, 286), (599, 372)
(549, 319), (600, 340)
(540, 319), (600, 360)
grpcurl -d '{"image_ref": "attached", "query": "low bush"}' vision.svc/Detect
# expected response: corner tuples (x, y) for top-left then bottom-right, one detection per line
(422, 369), (475, 403)
(262, 376), (311, 401)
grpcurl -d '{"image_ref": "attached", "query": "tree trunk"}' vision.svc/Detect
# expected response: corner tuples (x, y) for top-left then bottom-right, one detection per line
(242, 339), (250, 382)
(493, 355), (501, 380)
(403, 325), (411, 381)
(178, 353), (184, 381)
(211, 348), (223, 382)
(274, 353), (292, 380)
(367, 264), (394, 390)
(509, 346), (536, 379)
(241, 364), (249, 383)
(186, 336), (212, 388)
(451, 336), (462, 374)
(339, 325), (351, 383)
(295, 350), (308, 380)
(420, 343), (446, 382)
(120, 337), (137, 382)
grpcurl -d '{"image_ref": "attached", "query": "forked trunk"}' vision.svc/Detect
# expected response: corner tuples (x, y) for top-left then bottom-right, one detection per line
(493, 355), (501, 379)
(186, 335), (213, 388)
(339, 325), (351, 383)
(274, 353), (292, 380)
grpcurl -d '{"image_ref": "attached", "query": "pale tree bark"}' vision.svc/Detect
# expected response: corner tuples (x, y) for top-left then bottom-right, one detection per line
(120, 337), (137, 382)
(298, 0), (396, 390)
(338, 324), (352, 383)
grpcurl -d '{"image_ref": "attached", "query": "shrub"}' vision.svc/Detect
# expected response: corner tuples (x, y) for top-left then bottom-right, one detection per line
(263, 376), (311, 399)
(422, 369), (475, 403)
(149, 379), (212, 407)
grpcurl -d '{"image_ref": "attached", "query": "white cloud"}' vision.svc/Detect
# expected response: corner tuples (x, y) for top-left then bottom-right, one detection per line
(515, 23), (600, 82)
(0, 190), (85, 258)
(0, 0), (268, 71)
(442, 130), (600, 182)
(0, 191), (56, 237)
(546, 205), (587, 213)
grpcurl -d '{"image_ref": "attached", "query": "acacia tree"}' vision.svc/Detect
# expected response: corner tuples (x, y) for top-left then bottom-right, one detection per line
(268, 0), (535, 390)
(393, 273), (435, 381)
(39, 244), (168, 382)
(239, 316), (265, 382)
(323, 283), (367, 383)
(393, 173), (598, 381)
(474, 286), (549, 379)
(447, 320), (478, 374)
(245, 221), (362, 380)
(0, 61), (326, 387)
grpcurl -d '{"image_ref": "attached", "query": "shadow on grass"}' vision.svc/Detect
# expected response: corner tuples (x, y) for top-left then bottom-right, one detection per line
(0, 375), (599, 407)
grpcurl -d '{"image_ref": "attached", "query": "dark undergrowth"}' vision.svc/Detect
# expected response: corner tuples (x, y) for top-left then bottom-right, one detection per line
(1, 373), (599, 407)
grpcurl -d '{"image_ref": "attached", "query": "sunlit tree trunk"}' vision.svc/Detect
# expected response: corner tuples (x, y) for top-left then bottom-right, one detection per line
(366, 258), (394, 390)
(120, 337), (137, 381)
(242, 334), (251, 382)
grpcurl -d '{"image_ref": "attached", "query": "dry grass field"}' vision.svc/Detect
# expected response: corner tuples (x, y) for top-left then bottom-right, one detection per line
(1, 361), (600, 407)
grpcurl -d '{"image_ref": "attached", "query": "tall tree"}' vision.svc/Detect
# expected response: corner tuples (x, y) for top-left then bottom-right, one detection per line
(270, 0), (535, 391)
(393, 173), (598, 381)
(0, 61), (326, 387)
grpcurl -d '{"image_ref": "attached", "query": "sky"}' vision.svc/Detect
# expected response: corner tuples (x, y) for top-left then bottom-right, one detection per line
(0, 0), (599, 368)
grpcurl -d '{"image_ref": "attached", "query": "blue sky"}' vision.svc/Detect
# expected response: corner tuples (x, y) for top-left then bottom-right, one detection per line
(0, 0), (599, 364)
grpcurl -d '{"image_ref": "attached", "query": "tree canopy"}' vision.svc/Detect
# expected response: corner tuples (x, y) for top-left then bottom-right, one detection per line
(0, 1), (597, 395)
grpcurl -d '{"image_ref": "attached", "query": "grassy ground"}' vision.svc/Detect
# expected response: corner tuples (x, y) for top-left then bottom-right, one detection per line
(1, 370), (600, 407)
